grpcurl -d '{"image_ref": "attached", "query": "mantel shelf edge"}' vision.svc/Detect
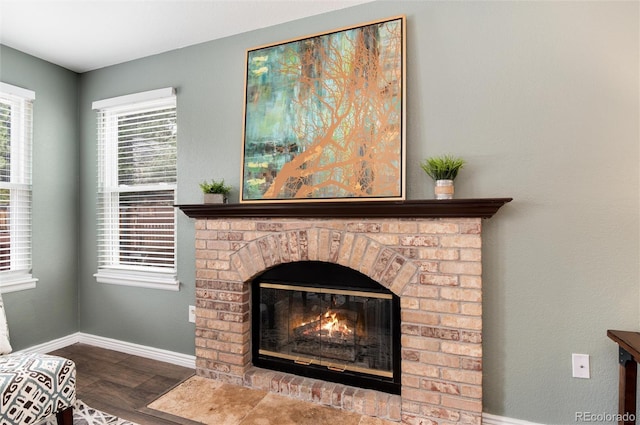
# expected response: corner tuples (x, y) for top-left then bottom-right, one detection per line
(176, 198), (512, 219)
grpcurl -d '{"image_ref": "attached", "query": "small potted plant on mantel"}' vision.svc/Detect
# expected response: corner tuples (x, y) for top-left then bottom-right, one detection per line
(200, 179), (232, 204)
(420, 155), (466, 200)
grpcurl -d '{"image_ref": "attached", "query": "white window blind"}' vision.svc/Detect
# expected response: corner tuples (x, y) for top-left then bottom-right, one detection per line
(0, 82), (36, 292)
(94, 88), (179, 290)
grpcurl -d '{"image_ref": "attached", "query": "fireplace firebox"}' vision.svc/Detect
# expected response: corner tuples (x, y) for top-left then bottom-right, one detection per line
(252, 261), (401, 394)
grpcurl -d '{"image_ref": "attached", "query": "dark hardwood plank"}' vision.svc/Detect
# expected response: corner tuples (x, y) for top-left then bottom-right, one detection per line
(124, 354), (194, 382)
(48, 343), (194, 424)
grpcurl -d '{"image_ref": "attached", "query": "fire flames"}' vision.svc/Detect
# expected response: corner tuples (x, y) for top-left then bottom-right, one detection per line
(321, 311), (353, 338)
(297, 309), (354, 341)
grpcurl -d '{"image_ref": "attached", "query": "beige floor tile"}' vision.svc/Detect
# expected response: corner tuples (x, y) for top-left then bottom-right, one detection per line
(148, 375), (268, 425)
(238, 393), (362, 425)
(358, 416), (399, 425)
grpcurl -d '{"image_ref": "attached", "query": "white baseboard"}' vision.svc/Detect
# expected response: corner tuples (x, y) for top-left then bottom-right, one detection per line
(14, 333), (81, 355)
(77, 333), (196, 369)
(483, 412), (544, 425)
(16, 332), (196, 369)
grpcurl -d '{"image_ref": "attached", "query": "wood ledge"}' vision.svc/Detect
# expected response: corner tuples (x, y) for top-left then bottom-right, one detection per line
(176, 198), (512, 219)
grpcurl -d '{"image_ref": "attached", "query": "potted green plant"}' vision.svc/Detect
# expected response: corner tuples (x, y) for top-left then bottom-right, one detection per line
(420, 155), (466, 199)
(200, 179), (232, 204)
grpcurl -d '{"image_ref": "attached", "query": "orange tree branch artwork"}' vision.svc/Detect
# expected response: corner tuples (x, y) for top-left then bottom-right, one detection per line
(242, 17), (404, 201)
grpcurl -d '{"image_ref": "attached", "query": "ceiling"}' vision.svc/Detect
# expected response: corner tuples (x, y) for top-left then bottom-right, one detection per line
(0, 0), (373, 73)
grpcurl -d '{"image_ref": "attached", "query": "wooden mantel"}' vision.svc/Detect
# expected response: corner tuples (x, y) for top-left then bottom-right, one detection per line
(177, 198), (512, 219)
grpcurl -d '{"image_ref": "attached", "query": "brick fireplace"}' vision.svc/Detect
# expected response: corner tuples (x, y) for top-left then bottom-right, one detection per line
(179, 199), (510, 425)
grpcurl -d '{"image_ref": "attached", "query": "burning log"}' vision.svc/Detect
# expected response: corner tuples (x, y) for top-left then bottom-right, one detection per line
(294, 341), (356, 362)
(294, 309), (355, 341)
(292, 309), (358, 362)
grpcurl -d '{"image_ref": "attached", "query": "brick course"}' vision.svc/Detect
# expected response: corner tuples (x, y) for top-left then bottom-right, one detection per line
(193, 217), (482, 424)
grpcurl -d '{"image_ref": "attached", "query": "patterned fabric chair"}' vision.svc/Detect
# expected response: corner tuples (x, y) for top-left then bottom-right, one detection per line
(0, 293), (76, 425)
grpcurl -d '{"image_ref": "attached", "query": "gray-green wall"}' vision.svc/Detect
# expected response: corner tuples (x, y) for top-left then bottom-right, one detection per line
(0, 45), (79, 348)
(4, 1), (640, 423)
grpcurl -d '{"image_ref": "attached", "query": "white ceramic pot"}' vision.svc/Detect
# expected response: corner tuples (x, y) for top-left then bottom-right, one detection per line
(204, 193), (226, 204)
(434, 179), (454, 200)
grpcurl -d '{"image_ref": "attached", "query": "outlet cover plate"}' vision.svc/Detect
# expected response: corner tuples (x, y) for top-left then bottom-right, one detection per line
(572, 353), (590, 378)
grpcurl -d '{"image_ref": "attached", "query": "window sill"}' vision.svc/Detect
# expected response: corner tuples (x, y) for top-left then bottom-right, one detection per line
(94, 267), (180, 291)
(0, 272), (38, 293)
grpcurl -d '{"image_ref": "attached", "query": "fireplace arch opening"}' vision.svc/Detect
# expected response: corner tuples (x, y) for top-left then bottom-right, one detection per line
(251, 261), (401, 394)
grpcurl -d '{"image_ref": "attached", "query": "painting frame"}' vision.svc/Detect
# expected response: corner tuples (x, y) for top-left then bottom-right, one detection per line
(240, 16), (406, 203)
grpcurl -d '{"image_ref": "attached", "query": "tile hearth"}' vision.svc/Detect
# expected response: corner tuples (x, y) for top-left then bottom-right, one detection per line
(148, 375), (396, 425)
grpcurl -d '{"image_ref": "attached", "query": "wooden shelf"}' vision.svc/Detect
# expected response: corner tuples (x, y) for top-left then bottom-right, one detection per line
(176, 198), (512, 219)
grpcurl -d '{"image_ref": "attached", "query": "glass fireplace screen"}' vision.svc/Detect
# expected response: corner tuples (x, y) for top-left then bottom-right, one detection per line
(258, 282), (394, 378)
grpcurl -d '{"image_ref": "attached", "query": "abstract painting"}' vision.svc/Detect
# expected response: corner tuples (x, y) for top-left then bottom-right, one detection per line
(241, 16), (405, 202)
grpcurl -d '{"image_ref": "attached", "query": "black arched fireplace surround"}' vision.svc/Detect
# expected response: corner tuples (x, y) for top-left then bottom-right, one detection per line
(251, 261), (401, 394)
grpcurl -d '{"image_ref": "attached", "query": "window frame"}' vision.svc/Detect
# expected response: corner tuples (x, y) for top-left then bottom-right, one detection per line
(92, 88), (180, 291)
(0, 82), (37, 293)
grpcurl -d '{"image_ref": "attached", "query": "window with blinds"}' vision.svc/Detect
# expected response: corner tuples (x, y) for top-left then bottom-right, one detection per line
(0, 82), (36, 292)
(93, 88), (179, 290)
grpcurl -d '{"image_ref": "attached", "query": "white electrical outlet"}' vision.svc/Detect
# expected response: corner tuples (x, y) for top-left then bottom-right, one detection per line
(572, 353), (590, 378)
(188, 305), (196, 323)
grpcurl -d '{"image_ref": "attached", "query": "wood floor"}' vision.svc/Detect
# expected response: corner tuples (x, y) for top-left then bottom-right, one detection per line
(49, 343), (196, 425)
